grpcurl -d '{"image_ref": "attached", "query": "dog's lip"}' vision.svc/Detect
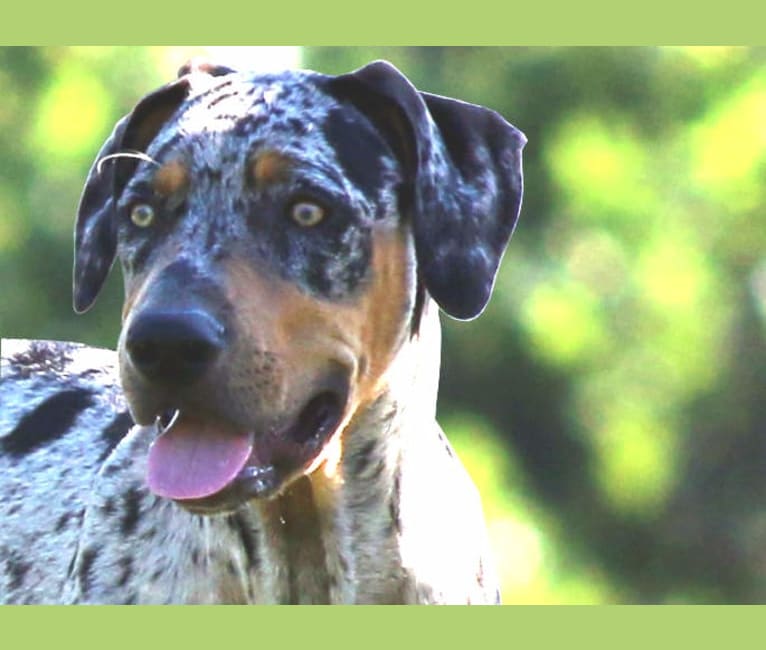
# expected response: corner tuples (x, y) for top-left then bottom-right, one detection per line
(149, 388), (348, 511)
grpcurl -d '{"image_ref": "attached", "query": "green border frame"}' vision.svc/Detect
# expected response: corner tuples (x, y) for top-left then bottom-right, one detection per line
(1, 2), (763, 45)
(2, 5), (764, 646)
(2, 605), (764, 647)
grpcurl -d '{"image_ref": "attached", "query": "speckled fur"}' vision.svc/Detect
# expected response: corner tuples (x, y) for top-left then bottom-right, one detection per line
(1, 60), (525, 604)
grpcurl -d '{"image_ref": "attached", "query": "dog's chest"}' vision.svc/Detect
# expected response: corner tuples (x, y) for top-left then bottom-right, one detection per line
(62, 425), (351, 604)
(1, 342), (383, 604)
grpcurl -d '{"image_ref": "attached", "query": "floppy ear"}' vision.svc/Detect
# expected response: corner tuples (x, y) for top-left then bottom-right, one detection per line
(72, 77), (194, 313)
(327, 60), (526, 320)
(74, 62), (240, 313)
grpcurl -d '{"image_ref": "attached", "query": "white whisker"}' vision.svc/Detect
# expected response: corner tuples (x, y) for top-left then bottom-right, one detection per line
(96, 151), (160, 176)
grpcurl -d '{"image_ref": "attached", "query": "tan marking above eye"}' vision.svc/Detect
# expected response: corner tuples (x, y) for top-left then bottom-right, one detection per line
(152, 159), (189, 198)
(251, 150), (293, 189)
(130, 203), (155, 228)
(290, 201), (325, 227)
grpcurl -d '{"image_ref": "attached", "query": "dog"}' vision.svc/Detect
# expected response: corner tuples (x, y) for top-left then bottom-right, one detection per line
(0, 59), (525, 604)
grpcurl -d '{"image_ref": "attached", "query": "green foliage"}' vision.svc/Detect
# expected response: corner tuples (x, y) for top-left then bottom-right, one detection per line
(2, 46), (765, 603)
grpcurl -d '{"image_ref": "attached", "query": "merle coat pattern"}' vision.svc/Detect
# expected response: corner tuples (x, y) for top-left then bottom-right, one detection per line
(0, 60), (525, 604)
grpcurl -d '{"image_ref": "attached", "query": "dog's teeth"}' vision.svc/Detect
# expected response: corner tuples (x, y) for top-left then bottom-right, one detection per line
(157, 409), (180, 433)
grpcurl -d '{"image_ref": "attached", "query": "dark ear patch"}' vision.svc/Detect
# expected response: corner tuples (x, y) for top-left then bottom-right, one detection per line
(326, 60), (525, 320)
(324, 69), (419, 179)
(73, 79), (193, 313)
(73, 115), (129, 314)
(323, 108), (391, 202)
(416, 92), (526, 320)
(113, 80), (191, 196)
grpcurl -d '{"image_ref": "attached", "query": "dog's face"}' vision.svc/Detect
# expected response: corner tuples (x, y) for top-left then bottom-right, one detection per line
(73, 60), (525, 513)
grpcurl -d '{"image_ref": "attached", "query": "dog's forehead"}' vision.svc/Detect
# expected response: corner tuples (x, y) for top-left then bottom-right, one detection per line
(154, 70), (340, 163)
(136, 68), (401, 213)
(190, 70), (329, 127)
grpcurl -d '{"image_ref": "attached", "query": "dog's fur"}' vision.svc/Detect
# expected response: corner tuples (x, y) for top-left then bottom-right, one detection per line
(0, 60), (524, 604)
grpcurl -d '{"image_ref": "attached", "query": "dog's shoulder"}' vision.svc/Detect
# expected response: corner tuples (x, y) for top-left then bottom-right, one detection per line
(0, 339), (132, 603)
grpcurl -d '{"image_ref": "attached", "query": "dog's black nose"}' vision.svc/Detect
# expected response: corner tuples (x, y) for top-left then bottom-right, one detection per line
(125, 310), (225, 385)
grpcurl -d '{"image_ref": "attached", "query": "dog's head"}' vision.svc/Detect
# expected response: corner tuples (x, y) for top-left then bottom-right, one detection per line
(73, 60), (525, 512)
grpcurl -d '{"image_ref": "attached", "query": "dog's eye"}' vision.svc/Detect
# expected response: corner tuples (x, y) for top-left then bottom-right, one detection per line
(290, 201), (325, 227)
(130, 203), (155, 228)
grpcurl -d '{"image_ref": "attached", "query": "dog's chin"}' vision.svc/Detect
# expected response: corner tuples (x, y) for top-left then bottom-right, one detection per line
(151, 388), (348, 516)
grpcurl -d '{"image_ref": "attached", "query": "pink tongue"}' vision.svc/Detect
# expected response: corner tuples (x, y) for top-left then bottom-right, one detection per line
(147, 417), (253, 500)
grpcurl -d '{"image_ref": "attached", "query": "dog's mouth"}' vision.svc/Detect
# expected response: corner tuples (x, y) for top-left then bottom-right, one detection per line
(146, 388), (347, 513)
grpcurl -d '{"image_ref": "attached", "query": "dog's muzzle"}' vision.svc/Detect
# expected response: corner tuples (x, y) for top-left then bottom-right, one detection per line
(124, 307), (352, 513)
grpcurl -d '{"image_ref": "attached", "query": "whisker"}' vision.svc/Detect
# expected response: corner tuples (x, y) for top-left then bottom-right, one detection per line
(96, 151), (160, 176)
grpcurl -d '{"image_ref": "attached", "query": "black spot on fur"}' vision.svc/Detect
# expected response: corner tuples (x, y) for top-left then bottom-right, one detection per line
(2, 389), (94, 456)
(202, 165), (222, 183)
(286, 116), (310, 136)
(369, 459), (385, 482)
(205, 222), (219, 251)
(102, 462), (121, 477)
(8, 341), (72, 377)
(140, 526), (158, 542)
(120, 487), (142, 536)
(55, 512), (70, 532)
(117, 556), (133, 588)
(207, 91), (239, 109)
(233, 113), (267, 137)
(388, 469), (402, 534)
(66, 551), (77, 578)
(78, 547), (99, 596)
(228, 513), (259, 569)
(350, 439), (377, 477)
(98, 411), (133, 462)
(6, 550), (31, 590)
(337, 552), (349, 575)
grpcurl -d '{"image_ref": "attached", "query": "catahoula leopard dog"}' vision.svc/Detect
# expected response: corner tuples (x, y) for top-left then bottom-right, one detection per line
(0, 59), (525, 604)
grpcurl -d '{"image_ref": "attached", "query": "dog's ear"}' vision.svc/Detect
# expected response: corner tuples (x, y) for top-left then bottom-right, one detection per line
(73, 79), (192, 313)
(327, 60), (526, 320)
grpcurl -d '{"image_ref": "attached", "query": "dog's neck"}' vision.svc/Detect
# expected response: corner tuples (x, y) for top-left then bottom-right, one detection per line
(63, 301), (491, 603)
(248, 302), (443, 603)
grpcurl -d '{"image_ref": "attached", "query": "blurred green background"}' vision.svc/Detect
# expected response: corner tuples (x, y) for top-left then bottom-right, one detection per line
(1, 46), (765, 603)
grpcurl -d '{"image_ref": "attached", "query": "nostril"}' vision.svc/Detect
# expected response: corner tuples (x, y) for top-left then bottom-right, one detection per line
(126, 310), (225, 385)
(181, 339), (218, 365)
(128, 339), (159, 367)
